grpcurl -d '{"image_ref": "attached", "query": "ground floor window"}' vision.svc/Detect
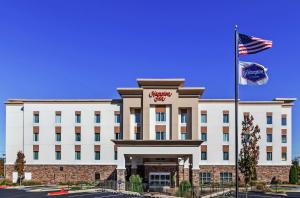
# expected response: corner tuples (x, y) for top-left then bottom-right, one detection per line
(220, 172), (232, 184)
(200, 172), (211, 184)
(95, 172), (100, 181)
(149, 172), (171, 188)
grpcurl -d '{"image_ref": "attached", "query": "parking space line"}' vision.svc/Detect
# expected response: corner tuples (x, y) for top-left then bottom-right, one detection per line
(94, 194), (123, 198)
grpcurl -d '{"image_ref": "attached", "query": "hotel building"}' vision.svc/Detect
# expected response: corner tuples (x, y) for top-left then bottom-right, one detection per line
(5, 79), (295, 189)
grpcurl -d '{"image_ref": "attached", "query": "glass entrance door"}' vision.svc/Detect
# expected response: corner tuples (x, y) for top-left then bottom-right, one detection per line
(149, 172), (171, 189)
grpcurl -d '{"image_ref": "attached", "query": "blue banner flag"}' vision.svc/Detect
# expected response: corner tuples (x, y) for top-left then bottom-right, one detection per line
(239, 61), (269, 85)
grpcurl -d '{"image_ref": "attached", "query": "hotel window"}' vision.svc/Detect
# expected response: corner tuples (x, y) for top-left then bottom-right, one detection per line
(223, 133), (229, 142)
(95, 112), (101, 124)
(267, 115), (272, 124)
(114, 150), (118, 160)
(56, 133), (61, 142)
(75, 133), (81, 141)
(223, 113), (229, 123)
(33, 151), (39, 160)
(33, 133), (39, 142)
(55, 112), (61, 124)
(201, 151), (207, 160)
(267, 152), (272, 161)
(243, 133), (250, 142)
(181, 110), (188, 123)
(135, 133), (141, 140)
(115, 114), (120, 124)
(156, 112), (166, 122)
(223, 152), (229, 160)
(33, 112), (39, 123)
(95, 151), (100, 160)
(220, 172), (232, 184)
(201, 113), (207, 123)
(156, 131), (166, 140)
(200, 172), (211, 184)
(75, 151), (81, 160)
(55, 151), (61, 160)
(267, 134), (272, 142)
(282, 152), (287, 161)
(75, 112), (81, 123)
(115, 133), (121, 140)
(135, 112), (141, 123)
(282, 135), (287, 143)
(95, 133), (100, 141)
(181, 133), (188, 140)
(282, 115), (287, 126)
(201, 133), (207, 141)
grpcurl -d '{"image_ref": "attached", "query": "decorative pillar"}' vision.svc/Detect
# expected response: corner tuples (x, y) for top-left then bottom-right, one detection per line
(192, 169), (200, 187)
(183, 157), (190, 181)
(117, 168), (126, 191)
(178, 158), (184, 185)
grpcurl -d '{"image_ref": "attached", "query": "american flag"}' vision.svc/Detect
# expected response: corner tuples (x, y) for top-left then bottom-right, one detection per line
(238, 33), (272, 55)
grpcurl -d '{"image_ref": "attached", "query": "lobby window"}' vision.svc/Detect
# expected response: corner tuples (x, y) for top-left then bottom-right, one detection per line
(95, 133), (100, 142)
(267, 152), (272, 161)
(201, 133), (207, 141)
(220, 172), (232, 184)
(55, 151), (61, 160)
(223, 152), (229, 160)
(282, 115), (287, 126)
(55, 112), (61, 124)
(223, 112), (229, 123)
(223, 133), (229, 142)
(282, 152), (287, 161)
(181, 110), (188, 123)
(181, 133), (188, 140)
(33, 151), (39, 160)
(75, 151), (81, 160)
(75, 112), (81, 123)
(33, 112), (39, 123)
(267, 114), (272, 124)
(267, 134), (272, 143)
(201, 112), (207, 123)
(135, 111), (141, 124)
(135, 132), (141, 140)
(75, 133), (81, 141)
(56, 133), (61, 142)
(33, 133), (39, 142)
(156, 131), (166, 140)
(156, 112), (166, 122)
(282, 135), (287, 143)
(201, 151), (207, 160)
(200, 172), (211, 184)
(95, 112), (101, 124)
(95, 151), (100, 160)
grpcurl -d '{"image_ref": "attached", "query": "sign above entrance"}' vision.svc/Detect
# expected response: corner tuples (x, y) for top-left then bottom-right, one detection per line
(149, 91), (172, 102)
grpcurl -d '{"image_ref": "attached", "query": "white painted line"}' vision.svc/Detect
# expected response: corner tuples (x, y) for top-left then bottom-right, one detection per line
(94, 194), (123, 198)
(67, 192), (99, 197)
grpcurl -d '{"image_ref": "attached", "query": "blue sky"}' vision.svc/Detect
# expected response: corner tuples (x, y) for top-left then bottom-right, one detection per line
(0, 0), (299, 158)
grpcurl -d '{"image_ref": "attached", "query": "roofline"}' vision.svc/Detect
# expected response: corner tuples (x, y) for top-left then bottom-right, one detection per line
(5, 99), (122, 105)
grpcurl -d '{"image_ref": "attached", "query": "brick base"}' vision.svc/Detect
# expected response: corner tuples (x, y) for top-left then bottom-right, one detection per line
(199, 165), (290, 183)
(5, 165), (117, 184)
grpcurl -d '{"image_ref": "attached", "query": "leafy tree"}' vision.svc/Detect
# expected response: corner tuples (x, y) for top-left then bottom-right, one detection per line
(289, 159), (300, 184)
(14, 151), (26, 184)
(0, 158), (4, 176)
(238, 114), (261, 184)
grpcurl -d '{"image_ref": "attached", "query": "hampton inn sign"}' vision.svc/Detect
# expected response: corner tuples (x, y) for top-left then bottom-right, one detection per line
(149, 91), (172, 102)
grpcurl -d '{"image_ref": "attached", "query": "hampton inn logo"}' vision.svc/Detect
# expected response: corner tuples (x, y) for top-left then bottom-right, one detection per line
(149, 91), (172, 102)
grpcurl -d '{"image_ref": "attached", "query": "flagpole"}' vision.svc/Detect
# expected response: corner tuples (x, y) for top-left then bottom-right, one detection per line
(234, 25), (239, 198)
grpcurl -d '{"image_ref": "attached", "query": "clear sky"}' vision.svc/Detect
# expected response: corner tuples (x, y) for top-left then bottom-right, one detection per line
(0, 1), (299, 158)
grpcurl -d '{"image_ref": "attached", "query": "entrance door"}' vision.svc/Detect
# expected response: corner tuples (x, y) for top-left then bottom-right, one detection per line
(149, 172), (171, 190)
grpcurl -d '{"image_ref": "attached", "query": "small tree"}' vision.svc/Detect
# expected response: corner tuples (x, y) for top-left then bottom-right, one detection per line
(14, 151), (26, 184)
(0, 158), (4, 176)
(289, 159), (299, 184)
(238, 114), (261, 185)
(176, 180), (192, 198)
(129, 175), (143, 193)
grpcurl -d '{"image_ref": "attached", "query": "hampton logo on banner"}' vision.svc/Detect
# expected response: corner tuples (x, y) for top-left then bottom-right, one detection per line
(239, 61), (269, 85)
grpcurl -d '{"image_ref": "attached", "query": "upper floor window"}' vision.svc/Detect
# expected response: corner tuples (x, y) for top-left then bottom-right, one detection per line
(223, 133), (229, 142)
(181, 133), (188, 140)
(282, 152), (287, 161)
(156, 131), (166, 140)
(33, 112), (39, 123)
(115, 114), (121, 124)
(95, 112), (101, 123)
(201, 113), (207, 123)
(55, 112), (61, 124)
(223, 152), (229, 160)
(135, 132), (141, 140)
(95, 151), (100, 160)
(75, 133), (81, 141)
(267, 134), (272, 143)
(267, 115), (272, 124)
(282, 115), (287, 126)
(201, 151), (207, 160)
(33, 133), (39, 142)
(135, 112), (141, 123)
(115, 133), (121, 140)
(75, 112), (81, 123)
(156, 112), (166, 122)
(114, 150), (118, 160)
(95, 133), (100, 142)
(201, 133), (207, 141)
(181, 110), (188, 123)
(281, 135), (287, 143)
(75, 151), (81, 160)
(56, 151), (61, 160)
(223, 113), (229, 123)
(267, 152), (272, 161)
(33, 151), (39, 160)
(56, 133), (61, 142)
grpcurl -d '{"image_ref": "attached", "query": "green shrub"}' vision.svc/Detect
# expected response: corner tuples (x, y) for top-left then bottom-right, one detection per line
(22, 180), (42, 186)
(0, 179), (13, 186)
(176, 180), (192, 198)
(129, 175), (143, 193)
(289, 165), (299, 184)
